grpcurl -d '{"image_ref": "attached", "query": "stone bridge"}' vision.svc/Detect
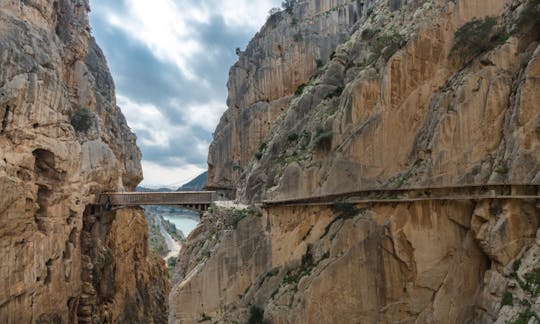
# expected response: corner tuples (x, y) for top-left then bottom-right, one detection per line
(100, 191), (216, 213)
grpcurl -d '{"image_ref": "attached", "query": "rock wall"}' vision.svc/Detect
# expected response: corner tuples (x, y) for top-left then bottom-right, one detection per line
(208, 0), (539, 201)
(208, 0), (364, 189)
(171, 200), (539, 323)
(173, 0), (540, 323)
(0, 1), (167, 322)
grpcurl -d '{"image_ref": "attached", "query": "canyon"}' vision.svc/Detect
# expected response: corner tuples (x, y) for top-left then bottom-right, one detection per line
(0, 0), (538, 323)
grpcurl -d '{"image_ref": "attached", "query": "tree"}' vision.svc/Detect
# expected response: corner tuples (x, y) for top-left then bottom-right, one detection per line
(281, 0), (297, 14)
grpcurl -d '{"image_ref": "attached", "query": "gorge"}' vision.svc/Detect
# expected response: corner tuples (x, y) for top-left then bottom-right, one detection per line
(0, 0), (539, 323)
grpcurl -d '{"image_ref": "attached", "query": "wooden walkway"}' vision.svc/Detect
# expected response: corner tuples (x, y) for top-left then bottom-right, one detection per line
(100, 191), (215, 212)
(262, 184), (539, 207)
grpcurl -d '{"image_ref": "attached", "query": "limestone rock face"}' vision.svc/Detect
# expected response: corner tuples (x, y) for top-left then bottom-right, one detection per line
(174, 0), (540, 323)
(171, 200), (538, 323)
(207, 0), (539, 201)
(208, 0), (364, 189)
(0, 1), (165, 322)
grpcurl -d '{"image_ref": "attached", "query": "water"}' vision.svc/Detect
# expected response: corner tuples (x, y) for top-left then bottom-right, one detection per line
(162, 215), (199, 237)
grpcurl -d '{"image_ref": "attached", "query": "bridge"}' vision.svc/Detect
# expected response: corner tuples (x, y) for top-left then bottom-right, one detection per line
(100, 191), (216, 213)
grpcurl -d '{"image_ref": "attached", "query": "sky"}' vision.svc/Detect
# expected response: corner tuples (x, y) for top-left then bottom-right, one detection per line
(89, 0), (281, 188)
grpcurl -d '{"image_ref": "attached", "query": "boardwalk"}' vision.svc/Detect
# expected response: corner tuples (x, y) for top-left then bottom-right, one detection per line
(263, 184), (539, 207)
(101, 191), (215, 212)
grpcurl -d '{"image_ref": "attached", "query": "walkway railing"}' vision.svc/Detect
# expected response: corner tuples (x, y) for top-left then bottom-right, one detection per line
(100, 191), (216, 212)
(263, 184), (539, 207)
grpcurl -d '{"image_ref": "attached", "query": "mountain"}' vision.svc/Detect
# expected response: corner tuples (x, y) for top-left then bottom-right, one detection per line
(0, 2), (167, 322)
(176, 172), (208, 191)
(137, 186), (173, 192)
(170, 0), (540, 323)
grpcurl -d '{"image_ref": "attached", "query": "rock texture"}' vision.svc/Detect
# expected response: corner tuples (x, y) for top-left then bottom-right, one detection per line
(173, 0), (539, 323)
(207, 0), (539, 201)
(172, 200), (538, 323)
(0, 1), (167, 322)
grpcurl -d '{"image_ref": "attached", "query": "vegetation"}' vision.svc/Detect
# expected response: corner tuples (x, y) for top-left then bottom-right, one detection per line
(451, 16), (508, 59)
(295, 83), (307, 96)
(70, 107), (94, 132)
(146, 213), (168, 255)
(254, 142), (267, 160)
(248, 305), (269, 324)
(312, 126), (333, 150)
(501, 292), (513, 306)
(167, 257), (177, 278)
(162, 217), (184, 242)
(510, 308), (539, 324)
(230, 208), (261, 228)
(281, 0), (297, 14)
(199, 313), (212, 322)
(332, 202), (363, 218)
(517, 0), (540, 29)
(368, 32), (407, 65)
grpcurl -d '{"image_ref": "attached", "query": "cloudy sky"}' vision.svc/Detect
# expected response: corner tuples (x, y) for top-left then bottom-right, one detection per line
(89, 0), (281, 188)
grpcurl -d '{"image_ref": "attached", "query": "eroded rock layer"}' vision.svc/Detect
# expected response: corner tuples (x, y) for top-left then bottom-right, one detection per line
(0, 1), (167, 322)
(172, 200), (539, 323)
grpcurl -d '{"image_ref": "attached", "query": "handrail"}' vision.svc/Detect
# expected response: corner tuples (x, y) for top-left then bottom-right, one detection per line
(263, 183), (539, 206)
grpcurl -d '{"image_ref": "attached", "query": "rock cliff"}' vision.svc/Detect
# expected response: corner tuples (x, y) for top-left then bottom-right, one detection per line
(172, 0), (539, 323)
(0, 1), (167, 322)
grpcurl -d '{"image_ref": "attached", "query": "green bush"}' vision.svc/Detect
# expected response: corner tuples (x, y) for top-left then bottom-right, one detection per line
(517, 0), (540, 29)
(70, 107), (94, 132)
(248, 306), (269, 324)
(501, 292), (513, 306)
(511, 308), (539, 324)
(281, 0), (297, 14)
(452, 16), (508, 59)
(295, 83), (307, 96)
(312, 126), (332, 150)
(368, 32), (407, 64)
(167, 256), (177, 268)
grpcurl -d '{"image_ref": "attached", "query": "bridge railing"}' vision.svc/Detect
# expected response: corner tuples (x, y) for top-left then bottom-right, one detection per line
(101, 191), (216, 206)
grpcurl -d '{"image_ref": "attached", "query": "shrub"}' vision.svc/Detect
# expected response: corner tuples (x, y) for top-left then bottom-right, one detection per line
(248, 306), (269, 324)
(332, 202), (362, 218)
(316, 59), (324, 68)
(295, 83), (307, 96)
(70, 107), (94, 132)
(368, 32), (407, 64)
(281, 0), (297, 14)
(312, 127), (333, 150)
(287, 133), (299, 142)
(511, 308), (539, 324)
(452, 16), (508, 59)
(167, 257), (177, 268)
(268, 7), (281, 17)
(517, 0), (540, 29)
(501, 292), (513, 306)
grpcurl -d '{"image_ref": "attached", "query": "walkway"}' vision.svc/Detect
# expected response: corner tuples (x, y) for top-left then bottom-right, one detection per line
(263, 184), (539, 207)
(101, 191), (215, 212)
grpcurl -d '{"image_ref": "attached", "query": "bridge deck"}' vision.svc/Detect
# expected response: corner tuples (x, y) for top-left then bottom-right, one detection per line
(101, 191), (215, 212)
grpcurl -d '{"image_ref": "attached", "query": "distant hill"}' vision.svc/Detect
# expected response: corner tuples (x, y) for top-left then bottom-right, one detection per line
(136, 186), (173, 192)
(176, 171), (207, 191)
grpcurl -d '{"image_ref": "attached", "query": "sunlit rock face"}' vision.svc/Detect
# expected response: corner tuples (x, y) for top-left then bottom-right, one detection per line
(208, 0), (363, 190)
(0, 1), (166, 322)
(174, 0), (539, 322)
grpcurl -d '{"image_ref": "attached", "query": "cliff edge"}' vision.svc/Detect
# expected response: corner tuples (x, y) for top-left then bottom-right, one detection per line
(0, 1), (168, 322)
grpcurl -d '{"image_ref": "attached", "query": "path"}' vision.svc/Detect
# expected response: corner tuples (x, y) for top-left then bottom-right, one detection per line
(157, 217), (181, 260)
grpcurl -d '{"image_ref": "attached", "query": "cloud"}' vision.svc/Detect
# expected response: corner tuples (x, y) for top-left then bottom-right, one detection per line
(89, 0), (282, 187)
(141, 161), (206, 188)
